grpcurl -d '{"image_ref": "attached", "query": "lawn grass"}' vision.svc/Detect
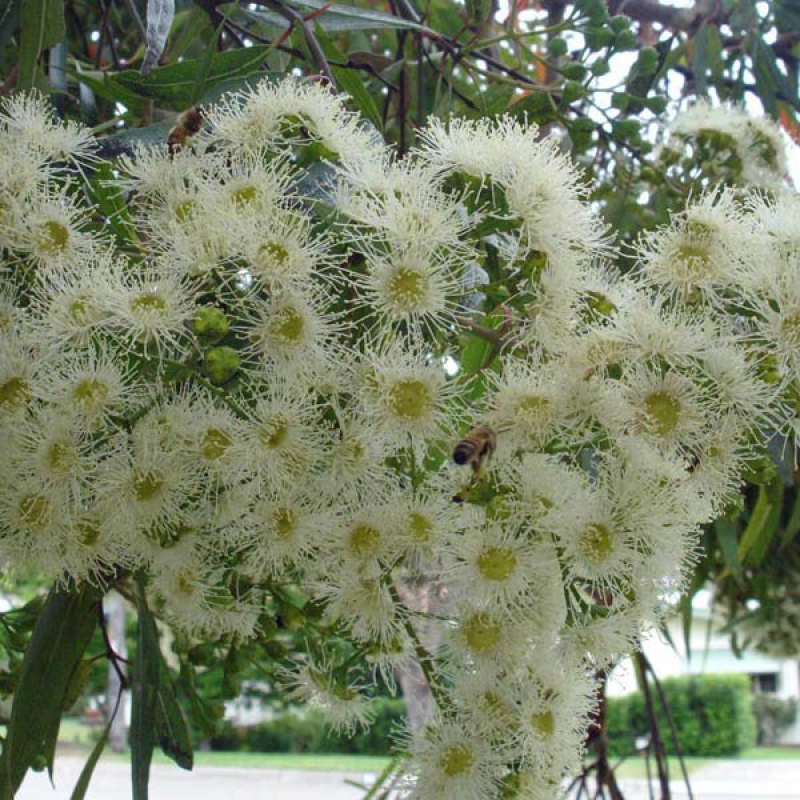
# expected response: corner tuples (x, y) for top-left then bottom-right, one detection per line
(57, 718), (800, 776)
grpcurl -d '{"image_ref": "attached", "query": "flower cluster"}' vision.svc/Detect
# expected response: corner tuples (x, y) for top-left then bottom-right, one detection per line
(0, 82), (795, 798)
(660, 99), (788, 191)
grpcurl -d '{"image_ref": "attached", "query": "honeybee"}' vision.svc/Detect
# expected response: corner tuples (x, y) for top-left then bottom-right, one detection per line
(452, 426), (497, 477)
(167, 108), (204, 155)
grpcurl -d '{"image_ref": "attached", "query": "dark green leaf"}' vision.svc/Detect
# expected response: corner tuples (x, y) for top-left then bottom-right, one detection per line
(0, 585), (100, 800)
(692, 22), (710, 96)
(313, 22), (382, 132)
(738, 480), (782, 564)
(714, 517), (743, 583)
(233, 1), (424, 32)
(110, 45), (273, 109)
(0, 0), (22, 52)
(62, 659), (93, 712)
(780, 488), (800, 549)
(131, 579), (161, 800)
(18, 0), (65, 90)
(775, 0), (800, 33)
(752, 35), (795, 115)
(70, 690), (123, 800)
(155, 657), (193, 771)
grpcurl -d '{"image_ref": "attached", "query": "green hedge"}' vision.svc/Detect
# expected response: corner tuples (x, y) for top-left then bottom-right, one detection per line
(607, 673), (757, 758)
(752, 694), (798, 745)
(210, 697), (406, 755)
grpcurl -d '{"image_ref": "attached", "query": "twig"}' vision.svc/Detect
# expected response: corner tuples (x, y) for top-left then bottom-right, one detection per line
(636, 651), (671, 799)
(98, 602), (129, 690)
(641, 653), (694, 800)
(265, 1), (336, 87)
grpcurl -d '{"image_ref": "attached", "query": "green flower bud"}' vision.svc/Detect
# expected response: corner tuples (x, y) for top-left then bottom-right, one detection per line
(561, 62), (587, 81)
(646, 95), (668, 114)
(610, 14), (631, 32)
(611, 91), (632, 111)
(203, 346), (240, 385)
(548, 37), (568, 57)
(634, 46), (659, 75)
(585, 27), (615, 50)
(561, 81), (586, 105)
(614, 29), (639, 51)
(193, 306), (230, 344)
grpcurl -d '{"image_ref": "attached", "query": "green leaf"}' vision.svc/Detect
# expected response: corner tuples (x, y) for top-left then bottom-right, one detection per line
(0, 0), (22, 52)
(131, 579), (161, 800)
(62, 659), (94, 712)
(69, 690), (123, 800)
(155, 657), (193, 771)
(233, 1), (424, 32)
(86, 162), (139, 248)
(18, 0), (65, 90)
(738, 478), (782, 565)
(714, 517), (743, 583)
(110, 45), (273, 109)
(312, 22), (382, 132)
(0, 586), (100, 800)
(780, 488), (800, 549)
(692, 22), (710, 96)
(752, 35), (795, 115)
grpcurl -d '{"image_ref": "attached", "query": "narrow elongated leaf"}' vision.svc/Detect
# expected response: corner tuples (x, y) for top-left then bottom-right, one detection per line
(70, 690), (123, 800)
(714, 518), (743, 582)
(155, 657), (193, 770)
(112, 45), (272, 109)
(131, 580), (161, 800)
(692, 22), (710, 96)
(313, 23), (382, 131)
(738, 481), (781, 564)
(235, 2), (424, 32)
(0, 0), (21, 51)
(0, 586), (99, 800)
(18, 0), (65, 90)
(752, 36), (796, 115)
(141, 0), (175, 75)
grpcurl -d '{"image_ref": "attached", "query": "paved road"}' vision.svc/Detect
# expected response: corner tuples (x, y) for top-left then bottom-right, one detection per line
(16, 760), (370, 800)
(15, 757), (800, 799)
(614, 760), (800, 799)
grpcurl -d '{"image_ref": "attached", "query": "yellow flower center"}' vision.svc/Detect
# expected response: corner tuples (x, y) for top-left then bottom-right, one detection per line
(131, 291), (167, 313)
(273, 508), (296, 540)
(46, 440), (77, 472)
(76, 519), (101, 546)
(675, 241), (712, 277)
(644, 390), (682, 436)
(580, 522), (614, 563)
(408, 512), (433, 543)
(781, 313), (800, 347)
(72, 378), (109, 411)
(386, 266), (427, 311)
(173, 200), (196, 222)
(348, 523), (381, 556)
(531, 710), (555, 737)
(132, 470), (165, 502)
(201, 427), (232, 460)
(38, 220), (70, 255)
(515, 394), (550, 427)
(440, 744), (474, 777)
(388, 379), (432, 420)
(269, 306), (305, 344)
(0, 377), (31, 408)
(18, 494), (50, 527)
(231, 185), (258, 206)
(463, 611), (502, 652)
(259, 418), (289, 449)
(257, 241), (290, 273)
(477, 546), (518, 581)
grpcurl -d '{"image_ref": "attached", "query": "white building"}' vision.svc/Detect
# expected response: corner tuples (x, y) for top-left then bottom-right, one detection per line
(608, 591), (800, 744)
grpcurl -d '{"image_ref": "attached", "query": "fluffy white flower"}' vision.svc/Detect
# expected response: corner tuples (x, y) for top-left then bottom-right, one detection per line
(403, 714), (506, 800)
